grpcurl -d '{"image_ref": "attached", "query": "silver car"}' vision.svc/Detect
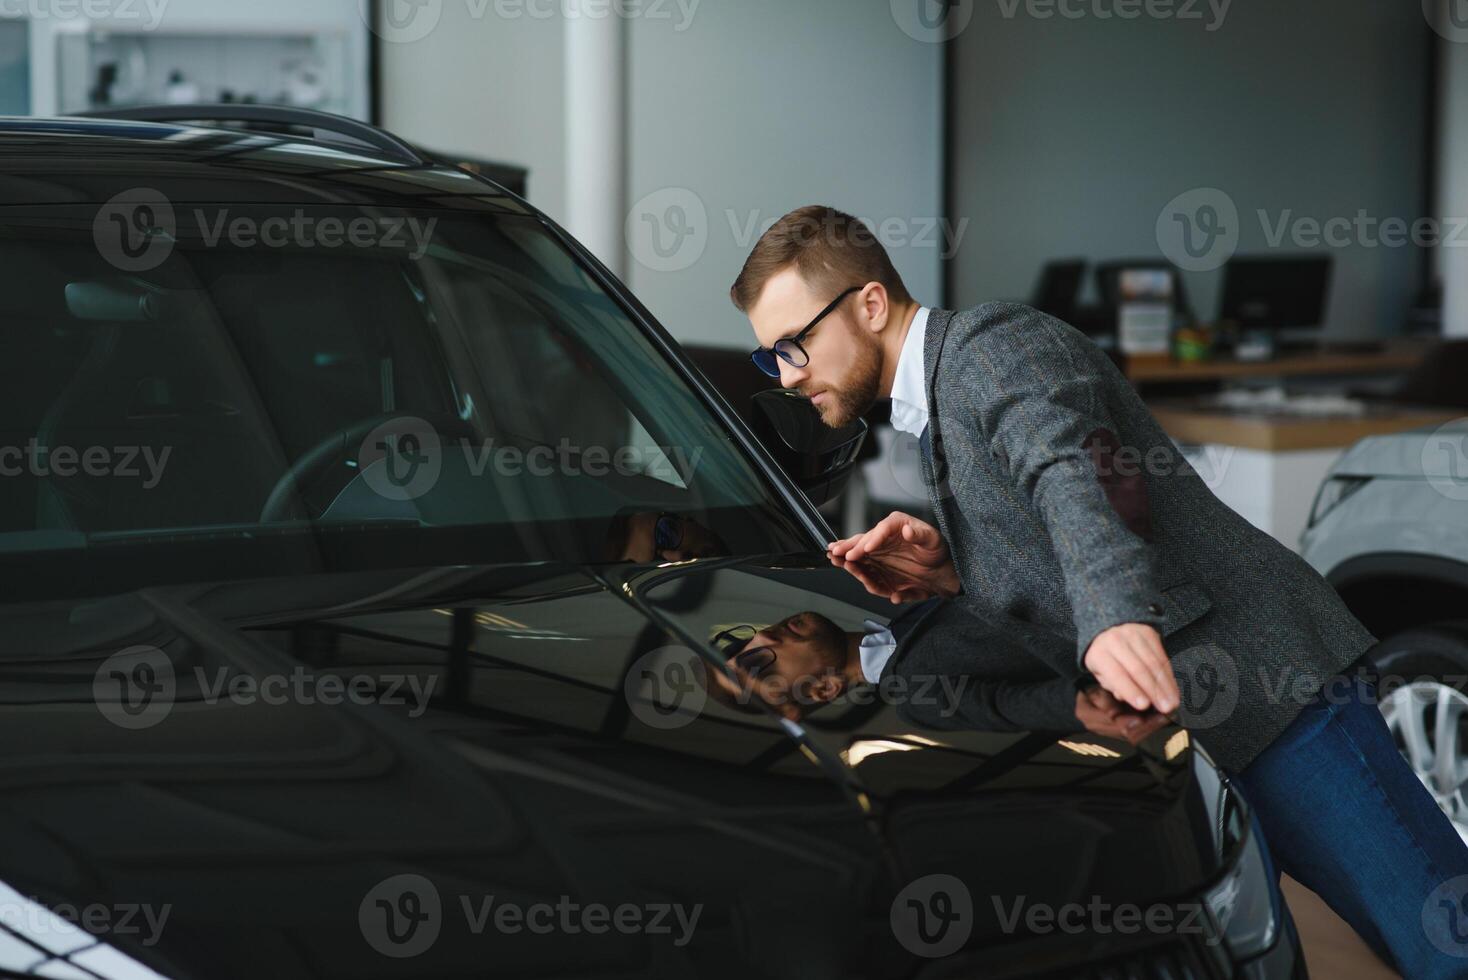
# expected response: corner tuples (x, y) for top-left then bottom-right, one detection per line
(1301, 418), (1468, 840)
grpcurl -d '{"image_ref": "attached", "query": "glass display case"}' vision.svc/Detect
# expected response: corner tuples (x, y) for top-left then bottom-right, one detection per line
(56, 28), (359, 118)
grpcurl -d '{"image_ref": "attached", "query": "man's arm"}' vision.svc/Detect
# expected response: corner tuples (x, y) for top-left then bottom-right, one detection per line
(902, 665), (1168, 746)
(943, 674), (1085, 733)
(950, 308), (1178, 713)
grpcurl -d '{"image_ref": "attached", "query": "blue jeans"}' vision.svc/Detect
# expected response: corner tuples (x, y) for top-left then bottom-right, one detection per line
(1234, 673), (1468, 979)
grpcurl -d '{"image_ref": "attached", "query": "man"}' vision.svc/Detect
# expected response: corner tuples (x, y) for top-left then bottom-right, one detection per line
(603, 509), (729, 563)
(729, 205), (1468, 976)
(709, 600), (1172, 746)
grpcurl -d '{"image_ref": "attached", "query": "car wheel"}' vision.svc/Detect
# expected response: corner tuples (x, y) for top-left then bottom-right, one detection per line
(1372, 623), (1468, 843)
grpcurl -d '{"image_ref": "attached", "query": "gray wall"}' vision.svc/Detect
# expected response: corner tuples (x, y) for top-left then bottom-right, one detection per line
(379, 4), (568, 222)
(381, 2), (944, 352)
(949, 0), (1429, 339)
(625, 0), (945, 349)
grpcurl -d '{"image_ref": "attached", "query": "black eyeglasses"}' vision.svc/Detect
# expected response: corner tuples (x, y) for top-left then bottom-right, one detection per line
(749, 286), (862, 379)
(711, 624), (777, 678)
(653, 512), (684, 552)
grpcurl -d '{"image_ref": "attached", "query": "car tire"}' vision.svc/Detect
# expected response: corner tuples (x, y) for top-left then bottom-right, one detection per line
(1370, 622), (1468, 842)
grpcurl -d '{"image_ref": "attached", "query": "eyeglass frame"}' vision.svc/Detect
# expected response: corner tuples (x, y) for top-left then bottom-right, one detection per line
(653, 512), (684, 552)
(748, 285), (863, 379)
(711, 624), (777, 678)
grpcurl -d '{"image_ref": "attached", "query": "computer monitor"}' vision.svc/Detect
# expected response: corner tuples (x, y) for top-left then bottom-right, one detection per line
(1030, 259), (1086, 322)
(1218, 255), (1332, 335)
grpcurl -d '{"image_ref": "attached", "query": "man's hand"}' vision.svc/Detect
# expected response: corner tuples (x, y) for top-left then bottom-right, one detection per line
(827, 511), (961, 603)
(1074, 686), (1171, 746)
(1083, 622), (1180, 714)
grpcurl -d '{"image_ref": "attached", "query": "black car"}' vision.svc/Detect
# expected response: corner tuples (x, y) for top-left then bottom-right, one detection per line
(0, 107), (1299, 979)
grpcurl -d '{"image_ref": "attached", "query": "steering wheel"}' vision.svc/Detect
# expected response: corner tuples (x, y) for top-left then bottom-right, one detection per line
(259, 412), (480, 524)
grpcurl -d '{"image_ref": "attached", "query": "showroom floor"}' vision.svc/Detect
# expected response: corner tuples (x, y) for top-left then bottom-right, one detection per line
(1283, 877), (1398, 979)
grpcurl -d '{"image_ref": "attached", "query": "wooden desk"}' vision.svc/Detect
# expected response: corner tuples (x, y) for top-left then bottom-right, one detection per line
(1124, 344), (1429, 383)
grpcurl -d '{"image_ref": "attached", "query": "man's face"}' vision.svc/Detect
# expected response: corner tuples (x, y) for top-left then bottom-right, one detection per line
(747, 269), (882, 429)
(617, 512), (725, 563)
(729, 610), (848, 705)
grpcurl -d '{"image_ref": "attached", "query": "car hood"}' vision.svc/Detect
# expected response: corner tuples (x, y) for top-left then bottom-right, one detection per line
(1330, 418), (1468, 479)
(0, 556), (1230, 978)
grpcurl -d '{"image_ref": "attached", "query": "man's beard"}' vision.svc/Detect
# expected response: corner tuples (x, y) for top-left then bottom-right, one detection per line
(813, 335), (881, 429)
(804, 612), (848, 670)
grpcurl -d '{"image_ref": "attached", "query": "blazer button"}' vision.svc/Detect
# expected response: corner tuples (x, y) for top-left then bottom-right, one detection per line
(1147, 602), (1164, 616)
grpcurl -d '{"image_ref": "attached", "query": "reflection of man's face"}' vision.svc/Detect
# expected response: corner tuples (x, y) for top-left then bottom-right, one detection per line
(730, 610), (848, 704)
(618, 512), (725, 563)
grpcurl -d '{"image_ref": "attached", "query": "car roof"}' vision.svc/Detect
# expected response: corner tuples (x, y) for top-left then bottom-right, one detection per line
(0, 116), (535, 214)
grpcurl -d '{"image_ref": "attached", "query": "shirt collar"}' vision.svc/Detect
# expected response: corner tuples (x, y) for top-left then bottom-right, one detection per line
(858, 619), (897, 684)
(889, 306), (930, 438)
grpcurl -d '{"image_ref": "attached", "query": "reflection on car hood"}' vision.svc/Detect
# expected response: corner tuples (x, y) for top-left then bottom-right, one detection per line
(1331, 418), (1468, 479)
(0, 556), (1227, 979)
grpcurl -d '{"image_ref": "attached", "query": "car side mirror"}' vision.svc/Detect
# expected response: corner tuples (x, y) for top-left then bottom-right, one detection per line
(750, 389), (867, 507)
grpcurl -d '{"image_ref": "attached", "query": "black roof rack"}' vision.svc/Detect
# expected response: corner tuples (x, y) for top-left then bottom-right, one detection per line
(76, 104), (426, 166)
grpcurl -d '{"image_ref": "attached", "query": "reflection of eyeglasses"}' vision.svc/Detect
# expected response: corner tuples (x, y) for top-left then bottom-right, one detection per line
(749, 286), (862, 379)
(654, 512), (684, 552)
(712, 624), (777, 678)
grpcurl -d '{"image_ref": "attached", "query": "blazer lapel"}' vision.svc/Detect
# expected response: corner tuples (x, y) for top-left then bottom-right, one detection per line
(919, 307), (959, 551)
(923, 307), (954, 419)
(879, 596), (949, 680)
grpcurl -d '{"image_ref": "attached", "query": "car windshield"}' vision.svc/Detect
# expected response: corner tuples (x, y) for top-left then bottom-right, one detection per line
(0, 204), (811, 602)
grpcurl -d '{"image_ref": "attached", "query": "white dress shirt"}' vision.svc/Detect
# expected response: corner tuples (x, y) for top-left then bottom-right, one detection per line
(858, 619), (898, 683)
(858, 306), (933, 681)
(888, 306), (931, 438)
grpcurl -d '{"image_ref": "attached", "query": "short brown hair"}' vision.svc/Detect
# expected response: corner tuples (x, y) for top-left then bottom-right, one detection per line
(729, 205), (913, 313)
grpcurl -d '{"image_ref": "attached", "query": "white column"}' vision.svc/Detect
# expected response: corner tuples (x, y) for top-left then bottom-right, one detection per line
(1438, 33), (1468, 337)
(563, 9), (627, 280)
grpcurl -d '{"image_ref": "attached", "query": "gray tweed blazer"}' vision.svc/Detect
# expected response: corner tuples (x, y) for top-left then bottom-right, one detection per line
(914, 303), (1377, 772)
(880, 597), (1084, 735)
